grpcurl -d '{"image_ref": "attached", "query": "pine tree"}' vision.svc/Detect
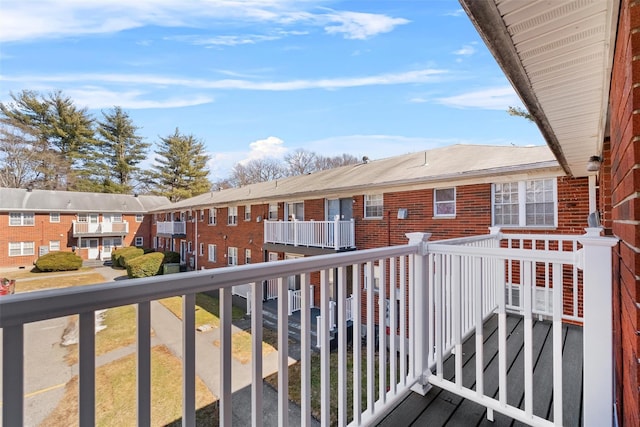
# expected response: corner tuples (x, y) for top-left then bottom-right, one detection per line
(78, 106), (149, 193)
(148, 128), (211, 202)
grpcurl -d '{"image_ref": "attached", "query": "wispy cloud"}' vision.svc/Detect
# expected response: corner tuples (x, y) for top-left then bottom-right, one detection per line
(1, 1), (408, 43)
(444, 9), (466, 17)
(2, 68), (447, 91)
(435, 86), (521, 110)
(453, 42), (477, 56)
(64, 88), (213, 110)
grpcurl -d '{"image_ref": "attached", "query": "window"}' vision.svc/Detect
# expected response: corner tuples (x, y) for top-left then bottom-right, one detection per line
(287, 202), (304, 220)
(134, 237), (144, 246)
(199, 243), (204, 256)
(493, 178), (556, 227)
(228, 247), (238, 266)
(180, 212), (186, 222)
(364, 262), (381, 291)
(434, 188), (456, 217)
(245, 249), (251, 264)
(135, 214), (144, 222)
(49, 240), (61, 251)
(208, 244), (217, 262)
(187, 241), (193, 253)
(228, 206), (238, 225)
(9, 212), (34, 226)
(209, 208), (217, 225)
(200, 210), (205, 222)
(50, 212), (60, 223)
(9, 242), (35, 256)
(244, 205), (251, 221)
(268, 203), (278, 220)
(364, 194), (383, 218)
(111, 214), (123, 223)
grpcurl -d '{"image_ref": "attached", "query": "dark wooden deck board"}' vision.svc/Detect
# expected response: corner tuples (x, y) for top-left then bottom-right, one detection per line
(375, 314), (583, 427)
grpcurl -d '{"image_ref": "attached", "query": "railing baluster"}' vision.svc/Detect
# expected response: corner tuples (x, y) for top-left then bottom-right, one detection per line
(251, 281), (264, 427)
(277, 277), (289, 427)
(300, 274), (311, 427)
(352, 264), (362, 425)
(452, 255), (462, 388)
(434, 253), (443, 380)
(2, 325), (24, 427)
(400, 256), (407, 386)
(79, 311), (96, 426)
(498, 255), (508, 407)
(523, 261), (533, 418)
(137, 301), (151, 427)
(183, 294), (196, 427)
(378, 258), (387, 405)
(320, 269), (331, 426)
(337, 266), (347, 426)
(552, 263), (564, 425)
(389, 257), (397, 395)
(220, 288), (232, 426)
(365, 261), (375, 415)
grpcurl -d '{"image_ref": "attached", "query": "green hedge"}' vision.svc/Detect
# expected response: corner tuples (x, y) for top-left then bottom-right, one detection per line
(112, 246), (145, 268)
(35, 251), (83, 272)
(161, 251), (180, 264)
(126, 252), (165, 278)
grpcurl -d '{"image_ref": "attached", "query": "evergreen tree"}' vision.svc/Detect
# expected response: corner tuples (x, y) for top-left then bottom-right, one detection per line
(148, 128), (211, 202)
(78, 106), (149, 193)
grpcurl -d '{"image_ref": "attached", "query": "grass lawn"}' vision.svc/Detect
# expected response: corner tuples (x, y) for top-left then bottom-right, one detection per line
(45, 345), (216, 427)
(159, 293), (246, 328)
(10, 271), (109, 293)
(64, 304), (139, 365)
(213, 330), (276, 364)
(0, 266), (93, 281)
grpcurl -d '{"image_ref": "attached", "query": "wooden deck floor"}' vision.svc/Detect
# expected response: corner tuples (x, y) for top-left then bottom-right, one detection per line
(376, 314), (583, 427)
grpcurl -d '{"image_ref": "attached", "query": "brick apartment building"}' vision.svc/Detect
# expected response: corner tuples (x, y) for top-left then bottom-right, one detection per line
(0, 188), (169, 268)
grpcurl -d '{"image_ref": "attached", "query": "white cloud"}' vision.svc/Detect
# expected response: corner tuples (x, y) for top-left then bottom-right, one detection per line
(241, 136), (288, 164)
(64, 88), (213, 109)
(168, 34), (281, 47)
(453, 43), (477, 56)
(323, 11), (409, 40)
(2, 68), (447, 91)
(408, 97), (428, 103)
(444, 9), (466, 17)
(436, 86), (521, 111)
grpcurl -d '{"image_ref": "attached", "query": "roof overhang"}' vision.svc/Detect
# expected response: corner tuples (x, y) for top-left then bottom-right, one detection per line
(459, 0), (619, 177)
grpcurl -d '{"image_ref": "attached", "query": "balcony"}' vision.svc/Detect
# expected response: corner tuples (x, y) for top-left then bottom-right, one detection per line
(156, 221), (187, 238)
(72, 221), (129, 237)
(0, 228), (616, 426)
(264, 218), (355, 251)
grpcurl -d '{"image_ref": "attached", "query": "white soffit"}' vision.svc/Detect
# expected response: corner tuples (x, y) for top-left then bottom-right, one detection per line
(462, 0), (618, 177)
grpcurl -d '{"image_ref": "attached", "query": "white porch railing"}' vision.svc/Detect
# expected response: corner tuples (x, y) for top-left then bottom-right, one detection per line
(264, 217), (356, 250)
(72, 221), (129, 236)
(288, 285), (315, 315)
(156, 221), (186, 235)
(0, 228), (616, 427)
(266, 278), (278, 300)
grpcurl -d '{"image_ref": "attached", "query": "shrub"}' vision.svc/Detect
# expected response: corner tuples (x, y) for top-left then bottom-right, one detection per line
(126, 252), (165, 278)
(112, 246), (145, 268)
(35, 251), (83, 272)
(161, 251), (181, 264)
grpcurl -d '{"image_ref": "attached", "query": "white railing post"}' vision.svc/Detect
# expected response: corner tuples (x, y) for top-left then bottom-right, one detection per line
(578, 227), (618, 427)
(406, 232), (432, 395)
(288, 289), (294, 316)
(334, 215), (340, 250)
(350, 218), (355, 248)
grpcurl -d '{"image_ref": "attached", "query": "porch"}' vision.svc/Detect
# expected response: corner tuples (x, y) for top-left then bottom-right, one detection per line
(0, 228), (616, 426)
(72, 220), (129, 237)
(156, 220), (187, 238)
(263, 218), (356, 250)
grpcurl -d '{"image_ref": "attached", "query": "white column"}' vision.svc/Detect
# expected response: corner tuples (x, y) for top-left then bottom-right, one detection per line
(579, 227), (618, 427)
(406, 232), (432, 395)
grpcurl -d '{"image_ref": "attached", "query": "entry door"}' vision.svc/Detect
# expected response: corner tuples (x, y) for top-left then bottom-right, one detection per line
(87, 239), (99, 259)
(326, 198), (353, 221)
(180, 241), (187, 264)
(102, 238), (121, 260)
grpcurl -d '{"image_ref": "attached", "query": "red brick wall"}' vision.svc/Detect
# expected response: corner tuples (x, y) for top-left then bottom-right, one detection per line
(609, 1), (640, 424)
(0, 212), (151, 267)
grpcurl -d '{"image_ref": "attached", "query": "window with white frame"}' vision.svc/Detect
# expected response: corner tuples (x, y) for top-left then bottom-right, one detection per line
(134, 236), (144, 246)
(268, 203), (278, 220)
(228, 247), (238, 266)
(10, 212), (35, 226)
(363, 263), (381, 290)
(180, 212), (186, 222)
(493, 178), (556, 227)
(208, 244), (217, 262)
(187, 241), (193, 253)
(228, 206), (238, 225)
(9, 241), (35, 256)
(200, 210), (205, 222)
(49, 240), (61, 251)
(244, 205), (251, 221)
(208, 208), (217, 225)
(135, 214), (143, 222)
(364, 194), (383, 218)
(434, 188), (456, 217)
(50, 212), (60, 223)
(199, 243), (204, 256)
(245, 249), (251, 264)
(111, 213), (123, 222)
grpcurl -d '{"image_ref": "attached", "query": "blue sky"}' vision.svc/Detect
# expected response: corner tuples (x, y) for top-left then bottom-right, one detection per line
(0, 0), (543, 181)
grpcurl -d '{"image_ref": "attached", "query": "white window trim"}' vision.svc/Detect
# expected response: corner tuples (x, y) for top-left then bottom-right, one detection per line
(245, 248), (251, 264)
(364, 194), (383, 219)
(244, 205), (251, 221)
(49, 240), (61, 251)
(9, 241), (35, 256)
(209, 208), (217, 225)
(50, 212), (60, 223)
(9, 212), (35, 226)
(268, 203), (278, 220)
(434, 187), (456, 218)
(227, 246), (238, 266)
(199, 243), (204, 256)
(228, 206), (238, 225)
(135, 214), (144, 222)
(134, 237), (144, 247)
(208, 244), (217, 262)
(491, 178), (558, 228)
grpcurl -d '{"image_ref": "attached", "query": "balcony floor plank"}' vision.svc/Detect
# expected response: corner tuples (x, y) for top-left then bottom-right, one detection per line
(376, 314), (583, 427)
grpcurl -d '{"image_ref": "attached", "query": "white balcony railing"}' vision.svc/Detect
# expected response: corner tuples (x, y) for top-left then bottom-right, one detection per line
(72, 221), (129, 236)
(264, 217), (355, 250)
(156, 221), (186, 236)
(0, 228), (616, 427)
